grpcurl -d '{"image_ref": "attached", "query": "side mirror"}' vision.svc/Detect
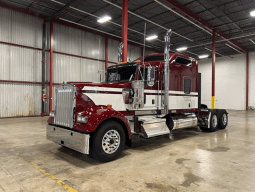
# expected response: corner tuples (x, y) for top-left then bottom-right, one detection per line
(147, 66), (155, 87)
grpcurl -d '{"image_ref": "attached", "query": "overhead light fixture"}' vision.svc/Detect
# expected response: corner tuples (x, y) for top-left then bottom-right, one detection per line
(225, 43), (243, 54)
(250, 39), (255, 44)
(204, 47), (224, 57)
(250, 10), (255, 17)
(176, 46), (187, 52)
(198, 54), (209, 59)
(146, 35), (158, 41)
(97, 15), (112, 23)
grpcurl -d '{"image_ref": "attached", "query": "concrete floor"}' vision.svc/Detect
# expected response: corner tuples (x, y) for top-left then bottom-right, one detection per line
(0, 110), (255, 192)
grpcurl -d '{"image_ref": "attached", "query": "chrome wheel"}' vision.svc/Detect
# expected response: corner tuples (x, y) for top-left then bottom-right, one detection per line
(212, 115), (218, 128)
(102, 129), (120, 154)
(222, 113), (227, 125)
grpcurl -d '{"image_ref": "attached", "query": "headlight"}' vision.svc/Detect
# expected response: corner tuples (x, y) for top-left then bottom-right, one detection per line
(77, 114), (88, 123)
(49, 111), (55, 117)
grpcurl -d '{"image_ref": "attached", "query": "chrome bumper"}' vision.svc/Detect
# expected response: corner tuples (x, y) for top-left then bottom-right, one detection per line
(47, 124), (90, 154)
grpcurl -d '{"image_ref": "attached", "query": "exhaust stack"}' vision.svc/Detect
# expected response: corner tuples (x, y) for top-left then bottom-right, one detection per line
(162, 29), (172, 115)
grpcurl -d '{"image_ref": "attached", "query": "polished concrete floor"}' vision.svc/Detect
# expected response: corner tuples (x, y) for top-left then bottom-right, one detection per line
(0, 110), (255, 192)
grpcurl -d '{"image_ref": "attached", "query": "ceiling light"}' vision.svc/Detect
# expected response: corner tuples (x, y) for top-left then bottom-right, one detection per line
(250, 10), (255, 17)
(250, 39), (255, 44)
(97, 16), (112, 23)
(176, 46), (187, 52)
(225, 44), (243, 54)
(204, 47), (224, 57)
(146, 35), (158, 41)
(198, 54), (209, 59)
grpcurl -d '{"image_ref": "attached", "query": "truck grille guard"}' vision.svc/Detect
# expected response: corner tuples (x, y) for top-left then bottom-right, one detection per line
(54, 83), (76, 128)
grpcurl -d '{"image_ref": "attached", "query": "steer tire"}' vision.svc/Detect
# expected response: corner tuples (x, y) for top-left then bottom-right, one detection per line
(218, 110), (228, 129)
(208, 111), (218, 132)
(90, 121), (126, 162)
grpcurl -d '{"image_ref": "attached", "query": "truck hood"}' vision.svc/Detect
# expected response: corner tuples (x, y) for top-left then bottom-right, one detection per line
(71, 81), (132, 113)
(70, 81), (132, 89)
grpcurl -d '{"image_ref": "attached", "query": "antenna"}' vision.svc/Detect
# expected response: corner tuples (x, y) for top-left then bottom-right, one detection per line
(142, 23), (146, 82)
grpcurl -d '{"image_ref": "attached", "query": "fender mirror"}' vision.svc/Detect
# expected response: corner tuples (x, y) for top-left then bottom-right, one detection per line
(147, 66), (155, 87)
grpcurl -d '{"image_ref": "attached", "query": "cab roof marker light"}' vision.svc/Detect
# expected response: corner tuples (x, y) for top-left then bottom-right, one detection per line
(250, 10), (255, 17)
(176, 46), (187, 52)
(97, 15), (112, 23)
(146, 35), (158, 41)
(198, 54), (209, 59)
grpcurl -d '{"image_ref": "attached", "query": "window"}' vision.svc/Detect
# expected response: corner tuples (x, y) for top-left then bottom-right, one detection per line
(138, 68), (148, 81)
(144, 55), (164, 62)
(175, 57), (192, 66)
(184, 78), (191, 94)
(106, 65), (137, 82)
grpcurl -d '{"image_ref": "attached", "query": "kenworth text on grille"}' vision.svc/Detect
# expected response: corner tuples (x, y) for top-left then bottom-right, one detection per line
(47, 29), (228, 162)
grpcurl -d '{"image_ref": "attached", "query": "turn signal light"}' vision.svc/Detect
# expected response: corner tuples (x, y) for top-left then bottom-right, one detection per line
(107, 104), (112, 109)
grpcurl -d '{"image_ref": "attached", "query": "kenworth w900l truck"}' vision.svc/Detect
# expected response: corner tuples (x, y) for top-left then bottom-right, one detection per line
(47, 29), (228, 162)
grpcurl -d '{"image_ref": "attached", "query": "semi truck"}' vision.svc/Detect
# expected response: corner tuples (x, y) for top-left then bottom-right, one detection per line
(47, 29), (228, 162)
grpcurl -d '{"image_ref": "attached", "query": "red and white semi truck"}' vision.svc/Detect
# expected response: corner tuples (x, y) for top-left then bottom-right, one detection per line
(47, 29), (228, 162)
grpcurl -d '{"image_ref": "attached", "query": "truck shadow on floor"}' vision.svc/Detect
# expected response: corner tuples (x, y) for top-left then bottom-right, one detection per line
(129, 127), (201, 151)
(51, 127), (206, 166)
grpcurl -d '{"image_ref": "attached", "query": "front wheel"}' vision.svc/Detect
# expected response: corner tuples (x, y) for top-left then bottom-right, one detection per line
(90, 121), (126, 162)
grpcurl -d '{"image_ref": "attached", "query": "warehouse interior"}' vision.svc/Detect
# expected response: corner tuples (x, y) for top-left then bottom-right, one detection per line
(1, 0), (255, 191)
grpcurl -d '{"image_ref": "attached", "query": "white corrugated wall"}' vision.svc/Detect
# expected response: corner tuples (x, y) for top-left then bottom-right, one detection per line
(0, 7), (43, 117)
(0, 7), (144, 117)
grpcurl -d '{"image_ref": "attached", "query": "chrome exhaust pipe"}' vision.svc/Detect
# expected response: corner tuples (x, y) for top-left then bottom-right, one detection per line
(162, 29), (172, 115)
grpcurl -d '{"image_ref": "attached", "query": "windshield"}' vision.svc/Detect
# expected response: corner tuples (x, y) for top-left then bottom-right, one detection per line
(133, 55), (165, 62)
(106, 65), (137, 82)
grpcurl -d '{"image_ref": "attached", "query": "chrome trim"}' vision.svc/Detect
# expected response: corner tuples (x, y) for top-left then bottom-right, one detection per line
(222, 113), (228, 126)
(163, 29), (172, 115)
(54, 83), (76, 128)
(171, 113), (198, 130)
(135, 110), (157, 115)
(125, 116), (135, 133)
(208, 112), (211, 128)
(102, 130), (120, 154)
(47, 124), (90, 154)
(132, 81), (144, 109)
(139, 116), (169, 138)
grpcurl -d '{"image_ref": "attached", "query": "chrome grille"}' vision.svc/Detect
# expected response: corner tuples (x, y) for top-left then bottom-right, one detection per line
(54, 84), (76, 128)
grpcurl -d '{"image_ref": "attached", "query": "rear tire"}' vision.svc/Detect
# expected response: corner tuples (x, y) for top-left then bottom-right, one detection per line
(90, 121), (126, 162)
(208, 111), (218, 132)
(218, 110), (228, 129)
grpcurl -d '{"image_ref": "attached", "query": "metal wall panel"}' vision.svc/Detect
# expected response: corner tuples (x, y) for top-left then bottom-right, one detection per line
(53, 53), (104, 84)
(81, 31), (105, 60)
(108, 39), (120, 63)
(54, 23), (105, 60)
(127, 44), (142, 62)
(108, 39), (142, 63)
(9, 46), (42, 82)
(0, 83), (42, 117)
(0, 7), (42, 48)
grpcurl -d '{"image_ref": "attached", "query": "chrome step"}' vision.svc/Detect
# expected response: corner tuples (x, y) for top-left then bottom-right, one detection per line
(139, 116), (169, 138)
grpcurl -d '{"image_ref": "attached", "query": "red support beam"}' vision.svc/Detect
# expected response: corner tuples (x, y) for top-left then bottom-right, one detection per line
(122, 0), (128, 62)
(105, 37), (108, 70)
(49, 21), (54, 112)
(162, 0), (247, 53)
(246, 52), (249, 110)
(212, 29), (216, 109)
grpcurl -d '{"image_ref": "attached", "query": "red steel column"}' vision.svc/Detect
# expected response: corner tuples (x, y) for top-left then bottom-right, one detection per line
(49, 21), (54, 112)
(105, 37), (108, 70)
(122, 0), (128, 63)
(212, 29), (216, 109)
(246, 52), (249, 110)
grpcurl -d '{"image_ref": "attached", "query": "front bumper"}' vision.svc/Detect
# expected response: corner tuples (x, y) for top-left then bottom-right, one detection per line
(46, 124), (90, 154)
